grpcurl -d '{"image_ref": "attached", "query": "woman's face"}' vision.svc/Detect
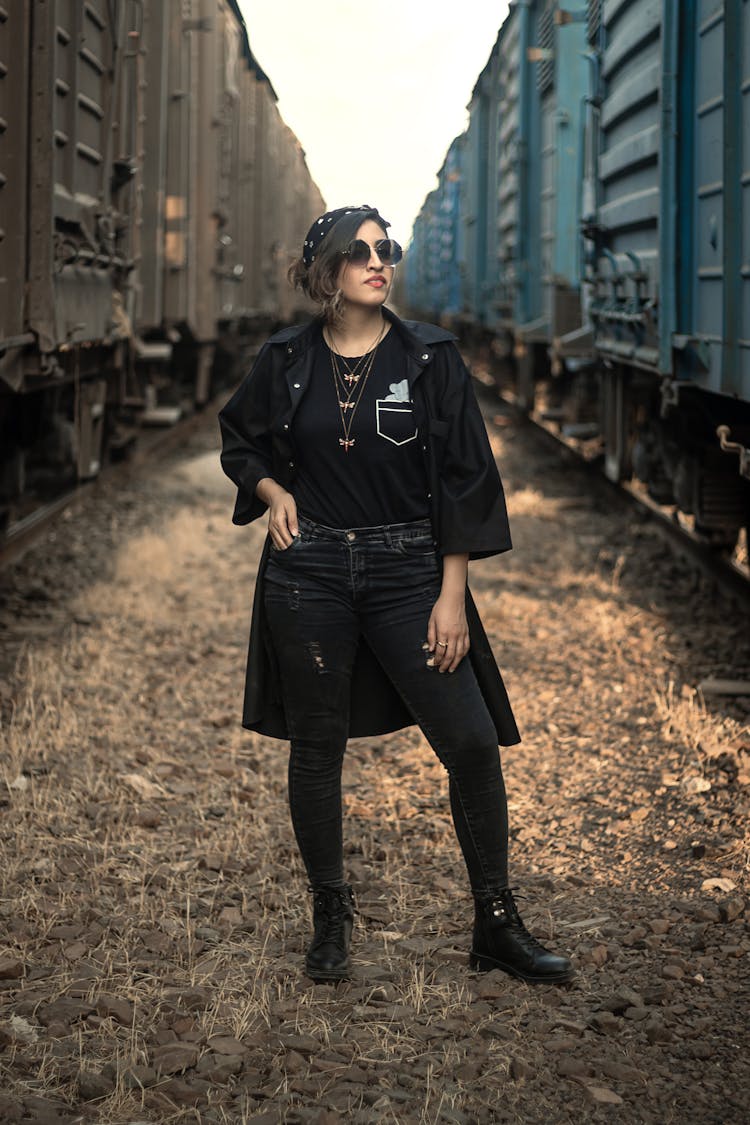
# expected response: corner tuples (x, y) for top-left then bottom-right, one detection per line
(335, 219), (395, 310)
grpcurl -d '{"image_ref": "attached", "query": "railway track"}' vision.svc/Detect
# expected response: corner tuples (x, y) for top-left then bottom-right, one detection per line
(0, 401), (220, 570)
(472, 370), (750, 606)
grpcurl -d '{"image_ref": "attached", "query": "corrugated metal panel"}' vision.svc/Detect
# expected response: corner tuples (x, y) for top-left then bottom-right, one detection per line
(680, 0), (750, 399)
(54, 2), (110, 204)
(529, 5), (589, 344)
(601, 0), (660, 79)
(216, 1), (244, 320)
(27, 0), (128, 356)
(236, 66), (258, 314)
(691, 1), (724, 358)
(539, 86), (556, 308)
(598, 122), (659, 180)
(437, 137), (464, 317)
(193, 0), (222, 341)
(162, 0), (195, 328)
(737, 0), (750, 396)
(463, 46), (494, 321)
(250, 75), (272, 312)
(481, 46), (502, 326)
(138, 1), (171, 331)
(588, 0), (603, 43)
(590, 0), (662, 366)
(495, 8), (523, 323)
(536, 6), (554, 93)
(259, 96), (283, 317)
(0, 1), (30, 350)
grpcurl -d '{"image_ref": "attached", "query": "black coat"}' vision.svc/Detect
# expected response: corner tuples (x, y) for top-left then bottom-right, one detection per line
(219, 307), (521, 746)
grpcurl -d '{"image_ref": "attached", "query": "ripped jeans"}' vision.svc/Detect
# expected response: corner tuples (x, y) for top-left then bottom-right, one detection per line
(263, 515), (509, 894)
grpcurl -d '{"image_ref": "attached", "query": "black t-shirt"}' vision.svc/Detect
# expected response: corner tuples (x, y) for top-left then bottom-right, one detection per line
(291, 328), (430, 528)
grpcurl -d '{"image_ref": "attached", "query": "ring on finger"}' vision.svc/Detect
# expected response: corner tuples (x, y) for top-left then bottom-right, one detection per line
(437, 640), (448, 648)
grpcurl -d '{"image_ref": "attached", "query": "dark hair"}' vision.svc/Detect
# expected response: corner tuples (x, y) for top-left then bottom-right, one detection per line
(288, 208), (388, 324)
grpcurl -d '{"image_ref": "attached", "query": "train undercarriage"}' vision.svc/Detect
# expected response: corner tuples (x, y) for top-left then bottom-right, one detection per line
(490, 338), (750, 558)
(0, 325), (265, 536)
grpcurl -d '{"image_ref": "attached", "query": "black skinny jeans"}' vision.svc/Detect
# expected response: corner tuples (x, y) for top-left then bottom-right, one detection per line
(263, 516), (509, 895)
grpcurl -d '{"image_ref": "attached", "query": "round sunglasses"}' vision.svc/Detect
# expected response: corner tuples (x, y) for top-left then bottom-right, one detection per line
(341, 238), (403, 267)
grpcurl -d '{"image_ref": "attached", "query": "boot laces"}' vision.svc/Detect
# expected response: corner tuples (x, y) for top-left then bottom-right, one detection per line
(309, 886), (354, 948)
(487, 888), (547, 954)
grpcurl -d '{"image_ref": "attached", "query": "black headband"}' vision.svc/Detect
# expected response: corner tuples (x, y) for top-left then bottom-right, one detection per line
(302, 205), (390, 267)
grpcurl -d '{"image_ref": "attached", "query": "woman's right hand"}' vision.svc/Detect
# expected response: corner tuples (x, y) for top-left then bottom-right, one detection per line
(256, 478), (299, 549)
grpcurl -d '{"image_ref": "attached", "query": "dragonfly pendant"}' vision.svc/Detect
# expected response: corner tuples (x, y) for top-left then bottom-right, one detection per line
(339, 437), (355, 452)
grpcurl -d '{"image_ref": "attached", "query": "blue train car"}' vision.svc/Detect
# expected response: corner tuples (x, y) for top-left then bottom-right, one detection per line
(584, 0), (750, 544)
(515, 2), (589, 407)
(462, 37), (502, 326)
(402, 196), (429, 322)
(492, 7), (535, 344)
(406, 0), (750, 551)
(436, 137), (465, 320)
(402, 136), (464, 324)
(422, 3), (588, 406)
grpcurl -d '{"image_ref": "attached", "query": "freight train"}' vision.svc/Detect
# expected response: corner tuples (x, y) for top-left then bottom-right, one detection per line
(401, 0), (750, 554)
(0, 0), (324, 533)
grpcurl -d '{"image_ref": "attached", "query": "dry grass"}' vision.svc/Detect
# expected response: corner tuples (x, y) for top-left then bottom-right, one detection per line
(0, 433), (748, 1123)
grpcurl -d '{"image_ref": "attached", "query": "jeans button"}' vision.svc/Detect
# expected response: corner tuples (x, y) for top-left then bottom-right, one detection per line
(346, 531), (356, 541)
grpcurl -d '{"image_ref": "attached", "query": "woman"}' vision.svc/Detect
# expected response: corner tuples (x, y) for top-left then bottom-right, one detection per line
(219, 205), (572, 985)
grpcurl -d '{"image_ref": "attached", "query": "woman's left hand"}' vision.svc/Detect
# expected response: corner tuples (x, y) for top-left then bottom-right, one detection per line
(427, 592), (469, 673)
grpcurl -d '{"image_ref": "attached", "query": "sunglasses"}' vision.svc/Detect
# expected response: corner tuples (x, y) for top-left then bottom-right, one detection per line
(341, 238), (403, 267)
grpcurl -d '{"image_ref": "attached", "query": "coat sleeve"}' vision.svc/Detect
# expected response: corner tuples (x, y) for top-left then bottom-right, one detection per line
(218, 343), (275, 525)
(434, 344), (512, 560)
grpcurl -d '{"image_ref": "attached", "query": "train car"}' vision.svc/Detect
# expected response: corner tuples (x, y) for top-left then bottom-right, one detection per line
(491, 2), (589, 410)
(462, 36), (503, 330)
(582, 0), (750, 547)
(492, 4), (539, 391)
(0, 0), (133, 502)
(135, 0), (321, 416)
(405, 2), (588, 406)
(405, 0), (750, 553)
(0, 0), (323, 535)
(439, 136), (466, 322)
(400, 135), (464, 324)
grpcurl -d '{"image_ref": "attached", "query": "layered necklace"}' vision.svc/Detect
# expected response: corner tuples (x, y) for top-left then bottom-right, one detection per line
(327, 320), (387, 452)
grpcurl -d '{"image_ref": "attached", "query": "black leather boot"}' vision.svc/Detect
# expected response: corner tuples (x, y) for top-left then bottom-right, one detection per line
(470, 888), (574, 984)
(304, 884), (355, 982)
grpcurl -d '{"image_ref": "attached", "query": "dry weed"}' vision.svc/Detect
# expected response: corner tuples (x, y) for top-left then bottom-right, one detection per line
(0, 433), (747, 1123)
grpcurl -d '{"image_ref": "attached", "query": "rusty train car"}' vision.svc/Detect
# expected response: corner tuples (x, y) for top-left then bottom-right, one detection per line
(0, 0), (324, 530)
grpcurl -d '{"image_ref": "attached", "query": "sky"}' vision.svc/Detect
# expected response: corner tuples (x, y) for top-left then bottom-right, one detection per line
(239, 1), (511, 244)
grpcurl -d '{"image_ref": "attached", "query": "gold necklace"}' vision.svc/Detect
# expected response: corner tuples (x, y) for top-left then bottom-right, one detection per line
(327, 324), (386, 452)
(327, 321), (386, 387)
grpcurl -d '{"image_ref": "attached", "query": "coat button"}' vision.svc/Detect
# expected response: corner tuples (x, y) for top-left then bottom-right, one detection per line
(427, 492), (431, 499)
(346, 531), (356, 541)
(422, 353), (429, 360)
(293, 382), (301, 389)
(288, 460), (294, 468)
(287, 346), (293, 354)
(283, 423), (289, 430)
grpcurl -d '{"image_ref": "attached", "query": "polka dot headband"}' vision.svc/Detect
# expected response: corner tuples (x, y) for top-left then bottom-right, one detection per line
(302, 205), (390, 267)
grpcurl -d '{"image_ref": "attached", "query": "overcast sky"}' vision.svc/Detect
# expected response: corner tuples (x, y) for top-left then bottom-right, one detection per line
(239, 1), (511, 244)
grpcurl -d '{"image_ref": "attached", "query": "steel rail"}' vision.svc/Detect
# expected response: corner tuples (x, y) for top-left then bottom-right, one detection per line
(0, 399), (222, 570)
(474, 376), (750, 607)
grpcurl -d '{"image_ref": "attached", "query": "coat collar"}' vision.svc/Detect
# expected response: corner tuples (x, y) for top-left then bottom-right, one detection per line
(268, 306), (455, 368)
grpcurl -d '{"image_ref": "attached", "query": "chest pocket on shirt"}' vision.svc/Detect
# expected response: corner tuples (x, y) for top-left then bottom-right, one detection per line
(376, 379), (418, 446)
